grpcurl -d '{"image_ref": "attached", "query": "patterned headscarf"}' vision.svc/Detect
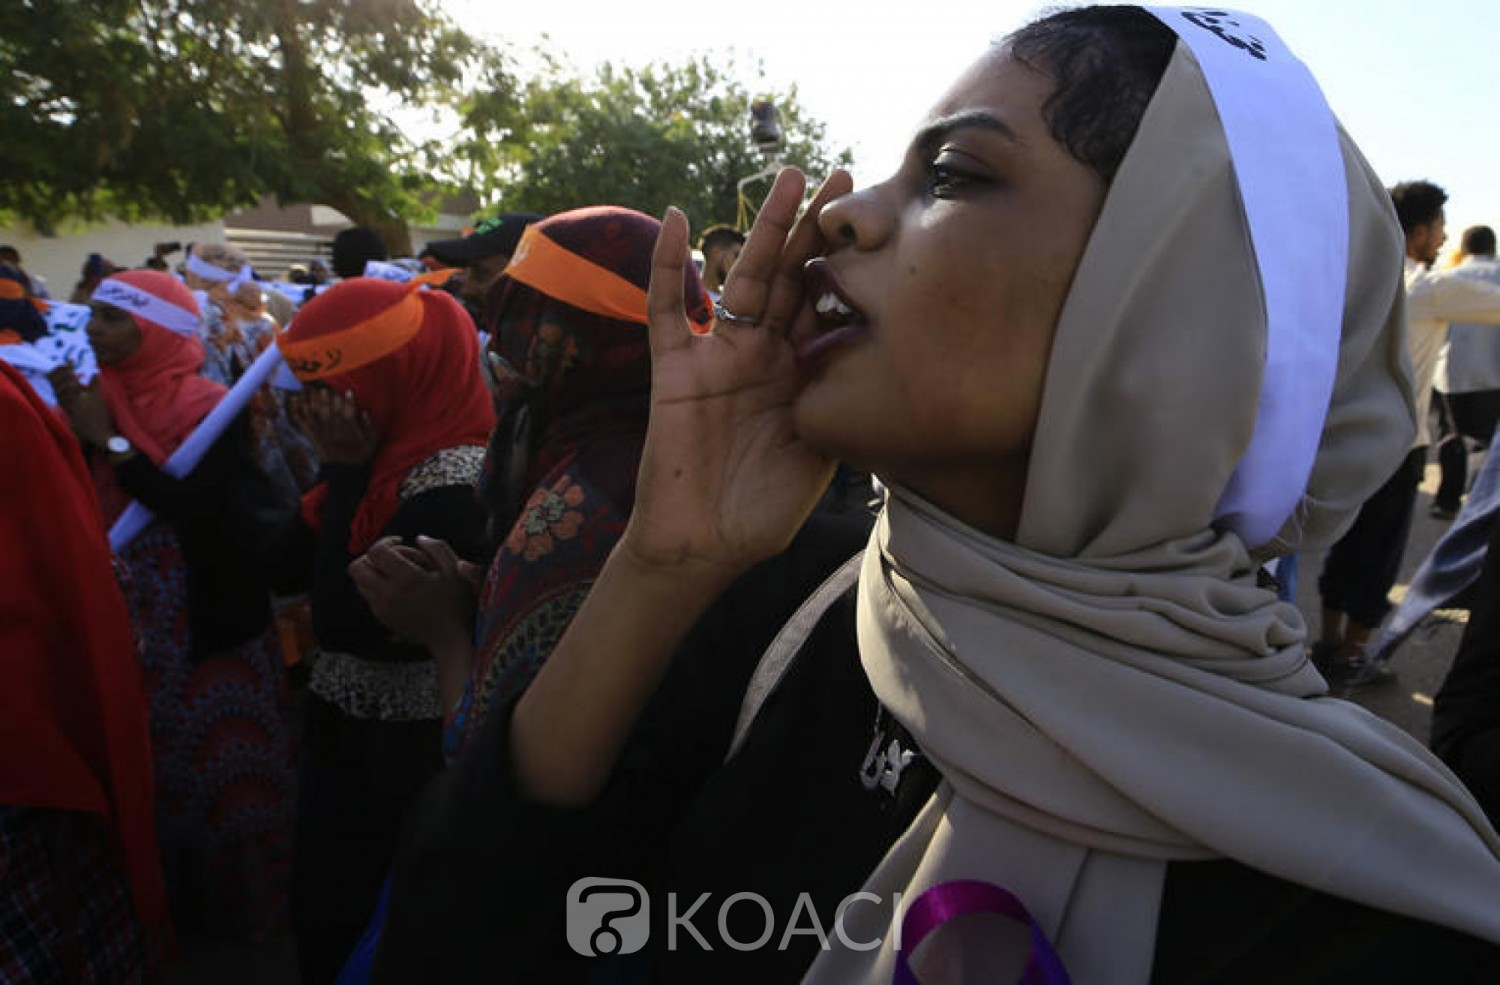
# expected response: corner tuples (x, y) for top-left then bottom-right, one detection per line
(186, 242), (266, 329)
(458, 206), (711, 746)
(478, 205), (712, 539)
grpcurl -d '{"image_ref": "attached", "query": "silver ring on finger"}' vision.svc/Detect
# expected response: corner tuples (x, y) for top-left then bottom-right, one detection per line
(713, 300), (761, 327)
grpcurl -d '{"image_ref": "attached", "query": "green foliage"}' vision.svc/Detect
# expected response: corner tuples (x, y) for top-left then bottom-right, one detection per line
(2, 5), (848, 247)
(460, 52), (852, 230)
(0, 0), (506, 248)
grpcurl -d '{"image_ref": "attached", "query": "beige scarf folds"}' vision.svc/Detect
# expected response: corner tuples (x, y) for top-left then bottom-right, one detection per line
(805, 35), (1500, 985)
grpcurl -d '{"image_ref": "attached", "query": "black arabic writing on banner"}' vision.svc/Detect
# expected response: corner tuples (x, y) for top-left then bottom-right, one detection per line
(1182, 9), (1268, 61)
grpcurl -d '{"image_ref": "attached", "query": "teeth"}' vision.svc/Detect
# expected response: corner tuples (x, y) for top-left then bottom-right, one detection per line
(815, 291), (854, 318)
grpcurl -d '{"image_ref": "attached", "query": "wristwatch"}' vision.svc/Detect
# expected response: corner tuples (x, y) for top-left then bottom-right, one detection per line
(105, 434), (132, 455)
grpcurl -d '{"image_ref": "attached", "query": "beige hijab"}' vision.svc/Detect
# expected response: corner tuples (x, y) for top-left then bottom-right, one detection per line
(806, 41), (1500, 985)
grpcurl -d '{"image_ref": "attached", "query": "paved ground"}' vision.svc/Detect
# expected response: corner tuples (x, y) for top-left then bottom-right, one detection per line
(162, 464), (1476, 983)
(1293, 461), (1470, 744)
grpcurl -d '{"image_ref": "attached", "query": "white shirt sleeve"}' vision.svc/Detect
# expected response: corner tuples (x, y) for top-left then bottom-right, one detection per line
(1407, 269), (1500, 324)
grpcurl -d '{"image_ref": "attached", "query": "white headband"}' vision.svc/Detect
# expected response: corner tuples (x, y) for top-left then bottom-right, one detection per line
(186, 252), (256, 293)
(1146, 6), (1348, 548)
(362, 259), (417, 283)
(92, 278), (202, 337)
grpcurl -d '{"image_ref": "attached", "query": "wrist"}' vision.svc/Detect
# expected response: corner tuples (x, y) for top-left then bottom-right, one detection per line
(425, 617), (476, 660)
(93, 432), (136, 461)
(611, 534), (745, 603)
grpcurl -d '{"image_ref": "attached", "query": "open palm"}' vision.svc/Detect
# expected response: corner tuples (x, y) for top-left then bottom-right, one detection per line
(623, 168), (854, 578)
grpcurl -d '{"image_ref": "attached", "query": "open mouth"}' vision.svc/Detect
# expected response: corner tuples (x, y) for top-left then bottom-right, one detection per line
(798, 259), (869, 372)
(813, 288), (859, 327)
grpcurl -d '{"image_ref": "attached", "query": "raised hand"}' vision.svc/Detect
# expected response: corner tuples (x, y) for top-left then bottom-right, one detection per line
(622, 167), (855, 581)
(511, 169), (857, 805)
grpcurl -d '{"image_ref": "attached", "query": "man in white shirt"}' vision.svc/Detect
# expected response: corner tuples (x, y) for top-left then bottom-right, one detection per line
(1316, 182), (1500, 682)
(1432, 226), (1500, 517)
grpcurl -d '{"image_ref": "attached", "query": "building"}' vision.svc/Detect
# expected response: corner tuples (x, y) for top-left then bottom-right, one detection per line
(0, 192), (480, 299)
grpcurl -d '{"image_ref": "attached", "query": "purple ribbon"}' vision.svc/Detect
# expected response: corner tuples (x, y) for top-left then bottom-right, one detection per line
(893, 880), (1070, 985)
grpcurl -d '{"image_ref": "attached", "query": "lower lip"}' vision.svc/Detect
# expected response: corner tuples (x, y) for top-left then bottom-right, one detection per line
(795, 321), (869, 374)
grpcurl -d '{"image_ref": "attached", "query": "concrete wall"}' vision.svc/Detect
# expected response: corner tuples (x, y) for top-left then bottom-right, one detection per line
(0, 217), (226, 302)
(1, 202), (475, 300)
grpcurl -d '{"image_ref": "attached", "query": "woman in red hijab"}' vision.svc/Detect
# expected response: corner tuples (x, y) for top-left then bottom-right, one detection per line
(273, 273), (493, 985)
(1, 361), (165, 982)
(48, 269), (296, 945)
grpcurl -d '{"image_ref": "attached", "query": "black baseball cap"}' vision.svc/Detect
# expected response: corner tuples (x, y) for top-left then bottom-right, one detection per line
(421, 212), (545, 266)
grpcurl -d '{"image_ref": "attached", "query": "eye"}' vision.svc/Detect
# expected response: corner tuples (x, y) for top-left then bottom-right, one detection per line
(924, 152), (986, 199)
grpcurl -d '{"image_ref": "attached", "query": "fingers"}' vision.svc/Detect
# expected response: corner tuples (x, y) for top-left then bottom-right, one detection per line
(647, 206), (696, 354)
(416, 535), (461, 580)
(718, 169), (808, 331)
(358, 539), (430, 583)
(356, 409), (376, 447)
(763, 170), (854, 331)
(48, 365), (81, 396)
(347, 555), (386, 601)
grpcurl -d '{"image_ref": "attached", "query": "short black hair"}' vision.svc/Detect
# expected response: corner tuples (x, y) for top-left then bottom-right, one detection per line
(1461, 225), (1496, 257)
(0, 246), (18, 264)
(1006, 6), (1177, 182)
(1389, 181), (1447, 235)
(331, 226), (389, 279)
(699, 224), (745, 255)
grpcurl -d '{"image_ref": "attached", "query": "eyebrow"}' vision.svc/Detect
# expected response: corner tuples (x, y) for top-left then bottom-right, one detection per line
(912, 110), (1024, 155)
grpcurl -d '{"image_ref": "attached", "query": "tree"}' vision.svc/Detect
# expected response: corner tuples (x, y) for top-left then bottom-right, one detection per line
(1, 0), (508, 253)
(458, 53), (852, 231)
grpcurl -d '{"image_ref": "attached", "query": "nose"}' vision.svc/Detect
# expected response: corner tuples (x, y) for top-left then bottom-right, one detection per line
(816, 183), (896, 253)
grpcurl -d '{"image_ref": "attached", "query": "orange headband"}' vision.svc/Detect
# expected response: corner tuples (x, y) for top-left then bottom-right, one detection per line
(505, 225), (663, 327)
(0, 278), (49, 314)
(276, 270), (455, 381)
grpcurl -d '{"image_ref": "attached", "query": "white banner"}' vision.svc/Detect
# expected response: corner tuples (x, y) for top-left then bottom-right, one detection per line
(0, 301), (98, 404)
(108, 342), (287, 552)
(1147, 6), (1347, 547)
(362, 259), (417, 283)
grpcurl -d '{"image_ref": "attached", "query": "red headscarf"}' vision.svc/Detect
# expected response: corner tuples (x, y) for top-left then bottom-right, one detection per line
(0, 362), (167, 941)
(285, 278), (496, 553)
(95, 270), (225, 466)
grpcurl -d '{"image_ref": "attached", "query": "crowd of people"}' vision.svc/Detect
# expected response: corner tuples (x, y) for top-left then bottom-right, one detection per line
(6, 5), (1500, 984)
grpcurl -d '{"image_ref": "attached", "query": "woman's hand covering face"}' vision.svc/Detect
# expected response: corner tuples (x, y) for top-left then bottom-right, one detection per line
(289, 386), (377, 465)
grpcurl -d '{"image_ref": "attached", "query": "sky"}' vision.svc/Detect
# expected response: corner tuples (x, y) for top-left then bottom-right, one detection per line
(442, 0), (1499, 244)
